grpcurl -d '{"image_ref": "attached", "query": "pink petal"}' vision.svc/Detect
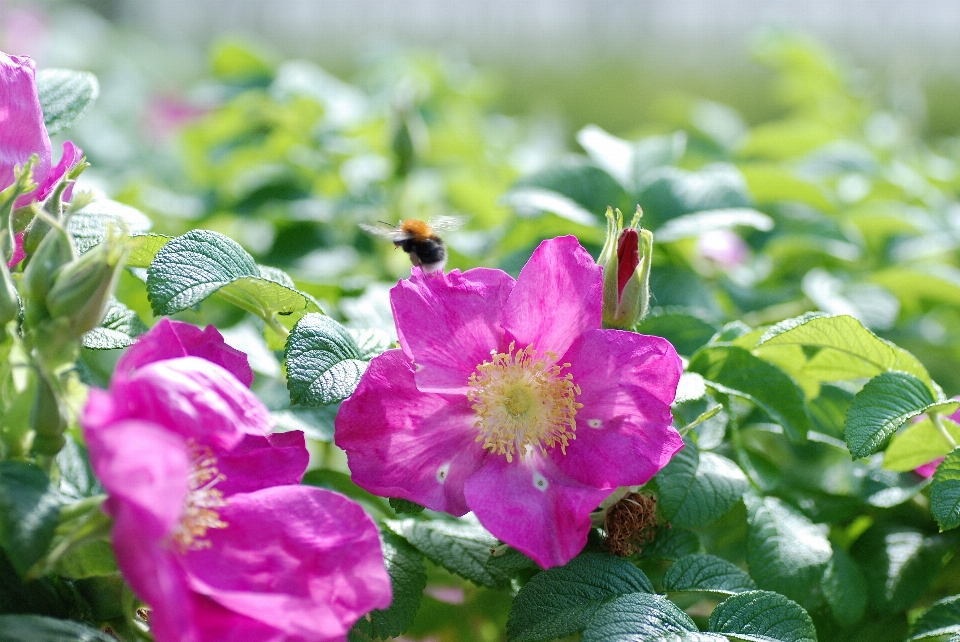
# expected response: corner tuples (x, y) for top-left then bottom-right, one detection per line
(33, 140), (82, 203)
(336, 349), (484, 515)
(0, 53), (52, 202)
(215, 432), (309, 497)
(553, 329), (683, 488)
(915, 458), (944, 478)
(391, 267), (514, 394)
(184, 486), (392, 641)
(502, 236), (602, 358)
(113, 356), (272, 451)
(463, 455), (611, 568)
(116, 318), (254, 386)
(7, 231), (25, 269)
(188, 596), (304, 642)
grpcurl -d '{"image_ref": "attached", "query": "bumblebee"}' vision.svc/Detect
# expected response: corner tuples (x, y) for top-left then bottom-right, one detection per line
(360, 216), (464, 274)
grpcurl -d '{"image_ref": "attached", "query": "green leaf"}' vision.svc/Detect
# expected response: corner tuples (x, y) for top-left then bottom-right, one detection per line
(663, 554), (756, 596)
(635, 312), (718, 357)
(844, 371), (942, 460)
(740, 164), (835, 212)
(53, 539), (117, 579)
(68, 199), (152, 254)
(511, 158), (628, 220)
(755, 314), (933, 389)
(643, 527), (702, 561)
(688, 346), (811, 442)
(580, 593), (698, 642)
(389, 498), (425, 515)
(744, 494), (831, 607)
(507, 552), (654, 642)
(146, 230), (321, 340)
(851, 524), (949, 613)
(36, 69), (99, 135)
(908, 595), (960, 641)
(352, 530), (426, 640)
(708, 590), (817, 642)
(126, 234), (171, 268)
(54, 436), (101, 500)
(285, 313), (367, 406)
(637, 163), (751, 229)
(82, 298), (148, 350)
(931, 448), (960, 531)
(653, 438), (749, 529)
(884, 417), (960, 472)
(385, 518), (510, 589)
(654, 208), (774, 243)
(0, 462), (61, 576)
(0, 615), (114, 642)
(820, 546), (867, 625)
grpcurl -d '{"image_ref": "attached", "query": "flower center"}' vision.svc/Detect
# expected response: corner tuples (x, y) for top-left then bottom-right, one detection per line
(170, 441), (228, 551)
(467, 342), (582, 463)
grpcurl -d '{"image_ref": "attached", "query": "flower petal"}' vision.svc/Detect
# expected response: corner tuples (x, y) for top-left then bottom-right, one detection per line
(113, 356), (272, 451)
(392, 267), (514, 393)
(115, 318), (254, 386)
(554, 329), (683, 488)
(184, 486), (392, 641)
(463, 455), (611, 568)
(215, 432), (309, 497)
(33, 140), (82, 203)
(0, 53), (52, 202)
(501, 236), (602, 358)
(336, 349), (483, 515)
(187, 596), (306, 642)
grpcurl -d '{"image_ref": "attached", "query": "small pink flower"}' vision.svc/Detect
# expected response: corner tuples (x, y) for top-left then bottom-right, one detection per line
(696, 229), (749, 268)
(1, 51), (84, 267)
(336, 236), (684, 568)
(82, 319), (392, 642)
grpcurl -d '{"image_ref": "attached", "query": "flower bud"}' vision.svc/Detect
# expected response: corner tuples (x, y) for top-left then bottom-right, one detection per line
(21, 224), (74, 327)
(46, 236), (126, 336)
(30, 376), (67, 457)
(600, 207), (653, 329)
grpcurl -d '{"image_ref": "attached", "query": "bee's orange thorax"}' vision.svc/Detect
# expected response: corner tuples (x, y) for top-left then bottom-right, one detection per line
(399, 219), (433, 241)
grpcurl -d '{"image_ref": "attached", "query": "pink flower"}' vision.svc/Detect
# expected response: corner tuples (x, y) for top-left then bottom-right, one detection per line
(336, 236), (684, 568)
(82, 319), (392, 642)
(1, 51), (83, 266)
(695, 229), (749, 268)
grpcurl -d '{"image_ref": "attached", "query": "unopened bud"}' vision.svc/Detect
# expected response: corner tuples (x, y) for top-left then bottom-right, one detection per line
(21, 224), (74, 327)
(600, 206), (653, 329)
(46, 236), (126, 336)
(30, 376), (67, 457)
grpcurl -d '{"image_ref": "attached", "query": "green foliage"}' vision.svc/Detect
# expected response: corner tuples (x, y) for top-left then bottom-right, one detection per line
(285, 313), (368, 406)
(35, 69), (99, 136)
(351, 530), (427, 640)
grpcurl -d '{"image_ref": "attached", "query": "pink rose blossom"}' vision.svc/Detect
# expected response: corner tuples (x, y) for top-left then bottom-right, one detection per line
(1, 51), (84, 266)
(82, 319), (392, 642)
(336, 236), (684, 568)
(696, 229), (749, 268)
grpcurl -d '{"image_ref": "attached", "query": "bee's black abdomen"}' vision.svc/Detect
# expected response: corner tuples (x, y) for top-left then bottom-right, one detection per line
(414, 237), (446, 266)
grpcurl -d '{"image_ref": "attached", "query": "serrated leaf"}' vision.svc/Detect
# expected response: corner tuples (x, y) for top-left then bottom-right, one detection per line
(755, 314), (933, 389)
(352, 530), (426, 640)
(931, 448), (960, 531)
(285, 313), (367, 406)
(126, 234), (171, 268)
(349, 328), (394, 360)
(908, 595), (960, 641)
(654, 438), (749, 529)
(820, 546), (867, 625)
(580, 593), (697, 642)
(663, 554), (756, 596)
(884, 417), (960, 472)
(68, 199), (152, 254)
(851, 524), (949, 613)
(689, 345), (811, 442)
(82, 298), (148, 350)
(0, 615), (115, 642)
(844, 371), (941, 460)
(385, 518), (510, 589)
(744, 494), (831, 607)
(708, 590), (817, 642)
(507, 552), (654, 642)
(389, 498), (425, 515)
(0, 462), (61, 576)
(146, 230), (321, 338)
(36, 69), (99, 135)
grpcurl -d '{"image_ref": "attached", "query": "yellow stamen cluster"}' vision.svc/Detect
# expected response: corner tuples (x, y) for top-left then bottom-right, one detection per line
(467, 342), (582, 462)
(170, 441), (228, 551)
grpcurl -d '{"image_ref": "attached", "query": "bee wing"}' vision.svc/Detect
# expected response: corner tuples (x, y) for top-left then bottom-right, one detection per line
(359, 221), (409, 240)
(426, 215), (468, 233)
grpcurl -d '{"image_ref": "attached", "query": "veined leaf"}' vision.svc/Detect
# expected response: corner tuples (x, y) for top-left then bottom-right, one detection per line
(580, 593), (697, 642)
(352, 530), (426, 640)
(931, 448), (960, 531)
(844, 372), (949, 460)
(36, 69), (99, 135)
(69, 199), (152, 254)
(663, 554), (756, 596)
(907, 595), (960, 641)
(884, 417), (960, 472)
(285, 313), (367, 406)
(82, 298), (148, 350)
(708, 590), (817, 642)
(744, 494), (831, 607)
(820, 545), (867, 625)
(507, 552), (654, 642)
(126, 234), (171, 268)
(689, 345), (811, 442)
(0, 462), (61, 576)
(653, 438), (749, 529)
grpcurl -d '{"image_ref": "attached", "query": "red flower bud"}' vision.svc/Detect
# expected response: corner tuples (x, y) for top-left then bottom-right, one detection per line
(616, 228), (639, 300)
